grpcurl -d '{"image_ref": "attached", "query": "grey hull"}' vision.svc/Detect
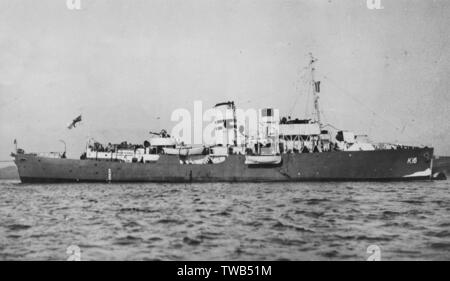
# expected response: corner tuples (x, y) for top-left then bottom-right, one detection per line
(14, 147), (433, 183)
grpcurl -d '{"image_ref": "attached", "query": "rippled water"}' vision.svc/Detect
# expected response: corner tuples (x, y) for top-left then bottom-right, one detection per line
(0, 180), (449, 260)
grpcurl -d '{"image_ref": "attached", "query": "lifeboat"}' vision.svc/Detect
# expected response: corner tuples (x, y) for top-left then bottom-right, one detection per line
(245, 155), (282, 165)
(163, 146), (205, 156)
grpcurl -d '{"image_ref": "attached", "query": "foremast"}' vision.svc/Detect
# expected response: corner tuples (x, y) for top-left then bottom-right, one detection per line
(309, 53), (322, 129)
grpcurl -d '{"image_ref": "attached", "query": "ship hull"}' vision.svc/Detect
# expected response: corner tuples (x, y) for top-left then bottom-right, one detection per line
(14, 148), (433, 183)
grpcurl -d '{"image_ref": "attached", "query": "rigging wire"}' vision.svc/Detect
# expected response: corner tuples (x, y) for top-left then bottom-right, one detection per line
(319, 68), (430, 137)
(321, 72), (435, 147)
(304, 78), (311, 119)
(319, 74), (416, 141)
(321, 123), (342, 131)
(288, 65), (310, 118)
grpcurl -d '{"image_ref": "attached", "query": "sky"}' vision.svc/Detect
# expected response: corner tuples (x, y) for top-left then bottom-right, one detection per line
(1, 0), (449, 163)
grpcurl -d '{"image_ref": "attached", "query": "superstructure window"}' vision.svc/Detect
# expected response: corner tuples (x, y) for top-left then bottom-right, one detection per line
(262, 108), (273, 117)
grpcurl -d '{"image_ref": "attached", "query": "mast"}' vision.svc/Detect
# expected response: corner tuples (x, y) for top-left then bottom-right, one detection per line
(231, 101), (238, 146)
(310, 53), (321, 128)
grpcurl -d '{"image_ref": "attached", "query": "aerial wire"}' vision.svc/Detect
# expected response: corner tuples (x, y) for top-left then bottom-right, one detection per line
(318, 73), (419, 143)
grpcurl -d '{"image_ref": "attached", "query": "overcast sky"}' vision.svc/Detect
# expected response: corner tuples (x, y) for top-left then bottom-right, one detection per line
(1, 0), (449, 162)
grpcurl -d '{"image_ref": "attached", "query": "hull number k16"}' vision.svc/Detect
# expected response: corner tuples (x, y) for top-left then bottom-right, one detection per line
(407, 157), (418, 164)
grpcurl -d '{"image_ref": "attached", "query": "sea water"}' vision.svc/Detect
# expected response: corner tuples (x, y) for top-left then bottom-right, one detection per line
(0, 180), (449, 260)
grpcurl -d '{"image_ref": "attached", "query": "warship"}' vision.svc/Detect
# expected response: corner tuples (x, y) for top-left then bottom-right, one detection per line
(12, 56), (434, 183)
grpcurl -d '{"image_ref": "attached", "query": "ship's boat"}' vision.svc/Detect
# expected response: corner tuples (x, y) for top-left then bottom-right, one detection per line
(245, 155), (282, 165)
(163, 146), (205, 156)
(180, 155), (211, 164)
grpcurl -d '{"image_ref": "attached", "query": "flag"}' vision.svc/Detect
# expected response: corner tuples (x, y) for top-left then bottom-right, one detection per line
(314, 81), (321, 93)
(67, 115), (82, 129)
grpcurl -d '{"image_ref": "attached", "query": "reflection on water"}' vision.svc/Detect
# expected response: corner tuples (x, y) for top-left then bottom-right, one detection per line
(0, 180), (449, 260)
